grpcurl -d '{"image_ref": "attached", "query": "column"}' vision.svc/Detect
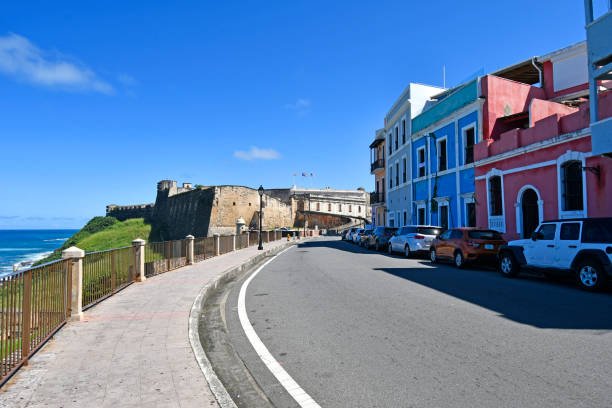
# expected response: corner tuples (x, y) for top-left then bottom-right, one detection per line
(62, 246), (85, 322)
(185, 235), (195, 265)
(132, 238), (146, 282)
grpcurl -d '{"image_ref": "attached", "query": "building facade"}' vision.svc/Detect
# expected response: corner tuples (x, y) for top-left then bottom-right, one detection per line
(474, 42), (612, 240)
(369, 128), (386, 227)
(384, 83), (445, 227)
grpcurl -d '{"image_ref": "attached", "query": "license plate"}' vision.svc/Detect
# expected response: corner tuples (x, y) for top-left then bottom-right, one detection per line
(485, 244), (494, 250)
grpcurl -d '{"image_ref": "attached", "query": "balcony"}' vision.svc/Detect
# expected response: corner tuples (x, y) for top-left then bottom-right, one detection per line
(370, 158), (385, 173)
(370, 192), (385, 204)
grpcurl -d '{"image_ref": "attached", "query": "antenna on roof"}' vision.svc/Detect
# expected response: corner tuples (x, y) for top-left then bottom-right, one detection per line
(443, 65), (446, 89)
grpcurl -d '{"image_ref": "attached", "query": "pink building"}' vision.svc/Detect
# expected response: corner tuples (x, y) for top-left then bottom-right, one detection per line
(473, 42), (612, 240)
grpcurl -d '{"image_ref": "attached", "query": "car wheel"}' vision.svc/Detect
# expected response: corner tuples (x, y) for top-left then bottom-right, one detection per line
(454, 251), (465, 269)
(498, 252), (519, 277)
(577, 259), (607, 292)
(430, 248), (437, 263)
(404, 245), (411, 258)
(387, 244), (393, 254)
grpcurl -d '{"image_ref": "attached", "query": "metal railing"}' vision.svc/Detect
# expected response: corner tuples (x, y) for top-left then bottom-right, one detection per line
(0, 228), (311, 386)
(82, 247), (134, 309)
(371, 158), (384, 172)
(194, 237), (215, 262)
(144, 240), (186, 277)
(370, 192), (385, 204)
(1, 259), (71, 384)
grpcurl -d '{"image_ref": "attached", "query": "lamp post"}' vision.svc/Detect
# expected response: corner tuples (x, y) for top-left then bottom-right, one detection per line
(258, 185), (264, 250)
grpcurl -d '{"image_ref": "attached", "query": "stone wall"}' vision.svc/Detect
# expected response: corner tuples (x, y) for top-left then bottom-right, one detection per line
(152, 187), (215, 241)
(209, 186), (293, 236)
(106, 204), (155, 221)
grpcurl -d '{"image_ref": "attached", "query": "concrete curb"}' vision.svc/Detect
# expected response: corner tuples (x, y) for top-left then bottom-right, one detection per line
(188, 239), (302, 408)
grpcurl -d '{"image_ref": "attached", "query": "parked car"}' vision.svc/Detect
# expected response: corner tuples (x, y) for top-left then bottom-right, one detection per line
(366, 226), (398, 251)
(430, 228), (506, 268)
(388, 225), (442, 257)
(343, 227), (357, 241)
(497, 217), (612, 291)
(352, 228), (365, 243)
(360, 230), (374, 247)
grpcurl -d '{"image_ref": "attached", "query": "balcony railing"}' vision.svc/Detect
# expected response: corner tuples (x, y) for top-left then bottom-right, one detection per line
(370, 158), (384, 172)
(370, 192), (385, 204)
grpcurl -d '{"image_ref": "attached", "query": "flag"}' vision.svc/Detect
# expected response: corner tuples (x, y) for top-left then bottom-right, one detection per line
(310, 173), (314, 177)
(302, 172), (307, 176)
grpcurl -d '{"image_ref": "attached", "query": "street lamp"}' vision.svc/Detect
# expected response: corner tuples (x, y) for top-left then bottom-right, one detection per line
(258, 185), (264, 250)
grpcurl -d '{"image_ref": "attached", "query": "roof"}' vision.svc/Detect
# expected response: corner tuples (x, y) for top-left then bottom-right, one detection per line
(490, 58), (542, 85)
(369, 138), (385, 148)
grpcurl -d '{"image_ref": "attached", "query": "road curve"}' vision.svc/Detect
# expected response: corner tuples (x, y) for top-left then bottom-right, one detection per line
(227, 237), (612, 408)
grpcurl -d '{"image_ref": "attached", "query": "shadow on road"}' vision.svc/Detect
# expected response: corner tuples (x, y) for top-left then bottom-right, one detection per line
(299, 238), (612, 331)
(374, 265), (612, 330)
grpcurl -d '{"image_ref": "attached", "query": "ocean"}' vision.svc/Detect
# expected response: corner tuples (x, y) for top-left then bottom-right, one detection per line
(0, 229), (78, 275)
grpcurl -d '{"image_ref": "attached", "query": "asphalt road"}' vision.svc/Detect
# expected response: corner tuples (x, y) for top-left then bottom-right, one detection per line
(223, 236), (612, 408)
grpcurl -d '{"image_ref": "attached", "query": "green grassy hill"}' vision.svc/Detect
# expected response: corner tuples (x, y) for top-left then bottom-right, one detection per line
(36, 217), (152, 264)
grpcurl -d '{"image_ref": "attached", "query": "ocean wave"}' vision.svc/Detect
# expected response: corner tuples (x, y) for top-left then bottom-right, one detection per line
(0, 248), (43, 252)
(43, 238), (69, 242)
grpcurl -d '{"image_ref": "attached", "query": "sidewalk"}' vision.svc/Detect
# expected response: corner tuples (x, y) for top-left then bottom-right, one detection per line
(0, 239), (290, 408)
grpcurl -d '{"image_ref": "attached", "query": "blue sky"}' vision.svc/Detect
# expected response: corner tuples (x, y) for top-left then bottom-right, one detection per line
(0, 0), (593, 229)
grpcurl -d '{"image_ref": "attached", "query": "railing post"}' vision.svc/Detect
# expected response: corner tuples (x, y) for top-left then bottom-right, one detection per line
(62, 246), (85, 322)
(132, 238), (146, 282)
(110, 250), (116, 293)
(214, 234), (220, 256)
(21, 269), (32, 365)
(186, 235), (195, 265)
(13, 264), (19, 273)
(232, 233), (236, 251)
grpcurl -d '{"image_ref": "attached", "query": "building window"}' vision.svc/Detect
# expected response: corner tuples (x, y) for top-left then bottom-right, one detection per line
(403, 211), (407, 226)
(389, 167), (393, 188)
(389, 134), (392, 155)
(489, 176), (503, 216)
(417, 206), (426, 225)
(402, 119), (406, 144)
(382, 177), (385, 195)
(466, 202), (476, 227)
(561, 161), (583, 211)
(316, 202), (320, 211)
(464, 127), (475, 164)
(358, 205), (361, 213)
(402, 157), (407, 183)
(338, 204), (342, 212)
(417, 147), (426, 178)
(439, 203), (449, 230)
(437, 138), (447, 172)
(395, 127), (399, 150)
(395, 162), (399, 187)
(328, 203), (331, 211)
(349, 204), (352, 212)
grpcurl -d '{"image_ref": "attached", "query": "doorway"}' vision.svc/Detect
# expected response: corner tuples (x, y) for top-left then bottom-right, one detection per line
(521, 188), (539, 238)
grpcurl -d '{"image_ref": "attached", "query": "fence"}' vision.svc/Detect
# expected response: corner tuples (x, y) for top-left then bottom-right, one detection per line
(1, 259), (71, 384)
(0, 228), (309, 386)
(144, 240), (186, 277)
(194, 237), (215, 262)
(82, 246), (135, 309)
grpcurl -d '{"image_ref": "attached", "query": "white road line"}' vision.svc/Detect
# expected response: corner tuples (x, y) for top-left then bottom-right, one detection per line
(237, 246), (321, 408)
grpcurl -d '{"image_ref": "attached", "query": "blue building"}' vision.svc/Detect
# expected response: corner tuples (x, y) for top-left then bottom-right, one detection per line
(409, 79), (482, 229)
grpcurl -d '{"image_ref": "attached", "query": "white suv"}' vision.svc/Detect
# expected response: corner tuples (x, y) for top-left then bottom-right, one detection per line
(497, 218), (612, 291)
(388, 225), (442, 257)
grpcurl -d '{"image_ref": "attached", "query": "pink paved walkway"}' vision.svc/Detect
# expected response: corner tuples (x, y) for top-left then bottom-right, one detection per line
(0, 239), (289, 408)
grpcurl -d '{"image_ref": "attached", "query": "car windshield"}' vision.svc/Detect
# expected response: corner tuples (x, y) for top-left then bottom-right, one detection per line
(417, 227), (440, 236)
(468, 230), (503, 240)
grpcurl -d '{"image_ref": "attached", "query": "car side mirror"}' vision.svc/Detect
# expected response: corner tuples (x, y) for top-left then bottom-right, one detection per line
(531, 231), (541, 241)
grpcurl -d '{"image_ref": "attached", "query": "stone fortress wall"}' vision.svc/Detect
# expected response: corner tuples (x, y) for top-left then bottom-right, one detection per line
(106, 180), (370, 240)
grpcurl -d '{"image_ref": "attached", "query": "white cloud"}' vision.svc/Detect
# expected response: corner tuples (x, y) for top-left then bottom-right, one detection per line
(0, 33), (113, 94)
(117, 73), (137, 86)
(285, 98), (311, 110)
(234, 146), (282, 161)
